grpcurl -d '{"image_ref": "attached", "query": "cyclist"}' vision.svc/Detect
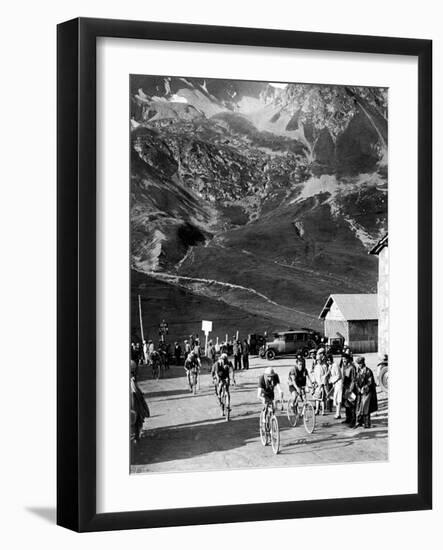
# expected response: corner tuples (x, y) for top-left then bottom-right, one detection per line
(184, 350), (201, 392)
(257, 366), (283, 408)
(288, 354), (312, 411)
(211, 353), (235, 400)
(149, 349), (161, 378)
(211, 353), (235, 414)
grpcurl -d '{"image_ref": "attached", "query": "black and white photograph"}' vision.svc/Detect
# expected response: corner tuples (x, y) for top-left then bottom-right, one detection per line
(129, 75), (389, 473)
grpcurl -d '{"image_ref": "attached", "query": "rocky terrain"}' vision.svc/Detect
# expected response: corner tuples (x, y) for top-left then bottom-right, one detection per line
(130, 76), (388, 342)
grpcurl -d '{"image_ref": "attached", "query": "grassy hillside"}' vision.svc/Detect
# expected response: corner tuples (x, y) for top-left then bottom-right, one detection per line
(131, 270), (322, 345)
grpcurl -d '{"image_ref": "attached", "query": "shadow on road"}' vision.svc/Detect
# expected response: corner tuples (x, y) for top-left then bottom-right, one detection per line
(132, 414), (263, 467)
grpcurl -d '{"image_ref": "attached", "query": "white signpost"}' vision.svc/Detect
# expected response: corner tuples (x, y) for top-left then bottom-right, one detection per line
(201, 320), (213, 356)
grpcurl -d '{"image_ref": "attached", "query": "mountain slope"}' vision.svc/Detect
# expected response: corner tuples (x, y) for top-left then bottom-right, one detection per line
(130, 77), (387, 343)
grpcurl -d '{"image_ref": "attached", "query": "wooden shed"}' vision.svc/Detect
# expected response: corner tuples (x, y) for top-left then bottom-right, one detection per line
(319, 294), (378, 353)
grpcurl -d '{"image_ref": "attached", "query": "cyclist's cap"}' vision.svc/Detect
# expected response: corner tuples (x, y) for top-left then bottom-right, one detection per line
(355, 356), (365, 365)
(220, 353), (228, 360)
(316, 347), (325, 354)
(264, 367), (275, 376)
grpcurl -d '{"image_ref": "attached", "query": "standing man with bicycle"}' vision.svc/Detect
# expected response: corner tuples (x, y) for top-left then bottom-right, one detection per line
(288, 354), (312, 409)
(312, 348), (329, 415)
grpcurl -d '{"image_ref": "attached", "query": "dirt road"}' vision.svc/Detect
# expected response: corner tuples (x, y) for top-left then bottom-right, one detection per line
(131, 355), (388, 474)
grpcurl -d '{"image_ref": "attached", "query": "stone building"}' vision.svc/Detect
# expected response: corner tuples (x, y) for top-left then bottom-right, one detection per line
(319, 294), (378, 353)
(370, 234), (388, 356)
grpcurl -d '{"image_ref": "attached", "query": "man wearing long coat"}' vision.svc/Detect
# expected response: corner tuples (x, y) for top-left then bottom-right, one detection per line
(354, 356), (378, 428)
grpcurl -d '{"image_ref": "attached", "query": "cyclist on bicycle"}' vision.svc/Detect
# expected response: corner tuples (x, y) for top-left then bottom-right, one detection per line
(211, 353), (235, 403)
(149, 349), (161, 378)
(184, 350), (201, 391)
(257, 367), (283, 407)
(288, 354), (312, 407)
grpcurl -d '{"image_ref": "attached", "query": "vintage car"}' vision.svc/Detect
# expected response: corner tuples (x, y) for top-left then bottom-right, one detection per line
(261, 330), (318, 360)
(324, 336), (345, 355)
(247, 333), (267, 355)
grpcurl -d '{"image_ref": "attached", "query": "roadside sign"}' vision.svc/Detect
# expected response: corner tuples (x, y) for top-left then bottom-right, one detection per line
(201, 320), (213, 357)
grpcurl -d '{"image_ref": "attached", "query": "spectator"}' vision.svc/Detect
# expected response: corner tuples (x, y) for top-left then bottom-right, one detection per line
(313, 348), (329, 415)
(354, 356), (378, 428)
(131, 342), (138, 362)
(174, 342), (182, 365)
(233, 339), (242, 370)
(130, 360), (150, 442)
(242, 338), (250, 370)
(135, 342), (143, 365)
(341, 354), (357, 425)
(193, 340), (201, 358)
(142, 339), (149, 364)
(208, 340), (216, 363)
(184, 339), (191, 356)
(329, 357), (343, 419)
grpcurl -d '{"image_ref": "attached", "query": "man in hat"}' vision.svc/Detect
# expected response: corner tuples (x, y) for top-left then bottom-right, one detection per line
(354, 356), (378, 428)
(174, 341), (182, 365)
(341, 353), (357, 425)
(233, 339), (242, 370)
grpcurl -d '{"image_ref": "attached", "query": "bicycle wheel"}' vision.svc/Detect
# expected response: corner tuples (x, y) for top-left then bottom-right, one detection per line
(259, 411), (268, 446)
(379, 366), (388, 392)
(287, 398), (299, 427)
(220, 388), (225, 416)
(225, 390), (231, 421)
(303, 402), (316, 434)
(270, 415), (280, 454)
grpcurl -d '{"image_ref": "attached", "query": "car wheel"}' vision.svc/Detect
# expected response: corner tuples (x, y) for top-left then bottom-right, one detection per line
(266, 349), (276, 361)
(302, 347), (309, 358)
(379, 366), (388, 392)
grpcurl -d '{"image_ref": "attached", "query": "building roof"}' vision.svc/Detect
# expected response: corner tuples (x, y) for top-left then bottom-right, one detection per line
(319, 294), (378, 321)
(369, 233), (388, 255)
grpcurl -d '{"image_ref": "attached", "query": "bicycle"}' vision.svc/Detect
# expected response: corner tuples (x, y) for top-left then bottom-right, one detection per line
(217, 379), (231, 421)
(189, 368), (199, 395)
(286, 388), (316, 434)
(259, 398), (280, 454)
(151, 359), (160, 380)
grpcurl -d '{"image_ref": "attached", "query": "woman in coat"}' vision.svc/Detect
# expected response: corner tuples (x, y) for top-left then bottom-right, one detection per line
(354, 356), (378, 428)
(341, 354), (357, 425)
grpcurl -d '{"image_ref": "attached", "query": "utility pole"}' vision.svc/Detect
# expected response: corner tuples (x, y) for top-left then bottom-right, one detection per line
(138, 294), (145, 342)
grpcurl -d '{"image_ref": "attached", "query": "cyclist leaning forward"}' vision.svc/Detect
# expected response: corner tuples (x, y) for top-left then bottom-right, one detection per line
(257, 367), (283, 407)
(184, 350), (201, 392)
(211, 353), (235, 413)
(288, 354), (312, 411)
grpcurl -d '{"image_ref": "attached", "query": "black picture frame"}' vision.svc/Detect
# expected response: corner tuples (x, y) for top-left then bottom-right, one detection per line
(57, 17), (432, 532)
